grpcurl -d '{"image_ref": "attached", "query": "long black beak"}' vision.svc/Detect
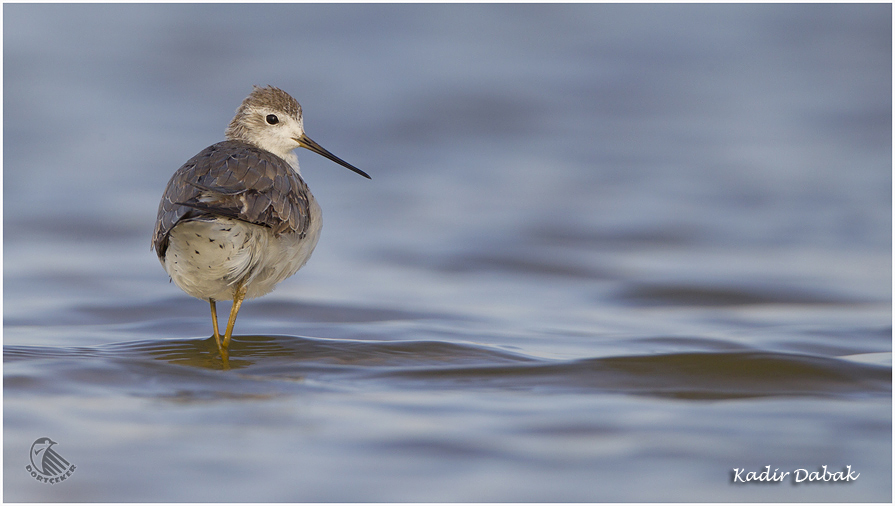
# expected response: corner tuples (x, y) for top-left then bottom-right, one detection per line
(296, 133), (371, 179)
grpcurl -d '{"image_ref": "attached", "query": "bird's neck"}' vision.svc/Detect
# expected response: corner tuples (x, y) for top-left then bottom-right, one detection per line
(280, 151), (301, 173)
(228, 135), (301, 173)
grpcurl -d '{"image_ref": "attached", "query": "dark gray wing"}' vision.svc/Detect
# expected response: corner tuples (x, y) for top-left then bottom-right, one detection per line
(152, 140), (312, 259)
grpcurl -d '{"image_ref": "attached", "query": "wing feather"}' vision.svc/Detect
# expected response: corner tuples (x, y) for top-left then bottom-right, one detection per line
(151, 140), (312, 259)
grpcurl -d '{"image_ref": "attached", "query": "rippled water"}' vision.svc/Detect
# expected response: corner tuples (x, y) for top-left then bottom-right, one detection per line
(4, 3), (892, 502)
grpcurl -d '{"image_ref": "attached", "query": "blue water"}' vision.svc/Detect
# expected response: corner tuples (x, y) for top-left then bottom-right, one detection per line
(4, 4), (891, 502)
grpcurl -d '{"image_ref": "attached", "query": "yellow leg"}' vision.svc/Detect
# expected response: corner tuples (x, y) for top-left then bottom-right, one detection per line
(209, 299), (230, 367)
(209, 299), (222, 349)
(222, 284), (248, 350)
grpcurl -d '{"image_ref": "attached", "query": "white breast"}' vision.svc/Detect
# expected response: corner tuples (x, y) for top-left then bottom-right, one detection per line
(163, 196), (322, 301)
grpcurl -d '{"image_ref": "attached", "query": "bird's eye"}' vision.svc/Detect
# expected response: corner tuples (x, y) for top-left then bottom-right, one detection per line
(266, 114), (279, 125)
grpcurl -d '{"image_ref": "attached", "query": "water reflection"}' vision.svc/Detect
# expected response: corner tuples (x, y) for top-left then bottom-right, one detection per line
(6, 336), (889, 400)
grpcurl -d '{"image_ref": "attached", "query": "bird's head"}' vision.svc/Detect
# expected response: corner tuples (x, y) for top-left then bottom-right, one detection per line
(225, 86), (369, 179)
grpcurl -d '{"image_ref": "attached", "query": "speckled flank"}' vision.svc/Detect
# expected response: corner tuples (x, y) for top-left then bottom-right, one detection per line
(163, 210), (321, 301)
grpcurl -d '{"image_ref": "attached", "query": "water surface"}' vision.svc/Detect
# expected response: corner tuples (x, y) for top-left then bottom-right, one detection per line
(4, 4), (891, 502)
